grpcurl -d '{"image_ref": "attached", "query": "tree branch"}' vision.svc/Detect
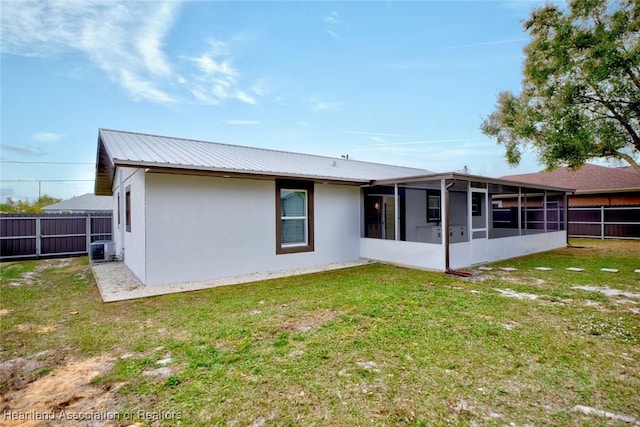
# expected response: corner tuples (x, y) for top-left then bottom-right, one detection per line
(625, 67), (640, 92)
(613, 150), (640, 172)
(582, 74), (640, 150)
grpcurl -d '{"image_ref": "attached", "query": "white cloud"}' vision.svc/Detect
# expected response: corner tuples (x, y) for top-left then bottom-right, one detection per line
(313, 101), (342, 111)
(1, 144), (46, 157)
(189, 87), (221, 105)
(356, 140), (497, 164)
(203, 38), (231, 57)
(323, 11), (341, 38)
(0, 1), (263, 107)
(0, 1), (180, 103)
(136, 2), (175, 77)
(236, 91), (256, 105)
(119, 69), (174, 103)
(251, 79), (271, 97)
(184, 39), (261, 106)
(192, 54), (238, 77)
(32, 132), (65, 143)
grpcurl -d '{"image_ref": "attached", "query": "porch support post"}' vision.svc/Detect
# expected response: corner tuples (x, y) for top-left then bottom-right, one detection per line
(394, 183), (400, 241)
(517, 187), (522, 236)
(444, 178), (456, 272)
(440, 179), (447, 246)
(523, 191), (528, 234)
(564, 192), (569, 245)
(467, 181), (472, 239)
(543, 190), (547, 233)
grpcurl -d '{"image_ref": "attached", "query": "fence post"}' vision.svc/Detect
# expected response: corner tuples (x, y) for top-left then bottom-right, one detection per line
(600, 206), (605, 239)
(86, 214), (92, 253)
(35, 217), (41, 257)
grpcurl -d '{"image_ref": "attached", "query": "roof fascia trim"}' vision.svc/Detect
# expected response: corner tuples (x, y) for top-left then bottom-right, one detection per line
(371, 172), (574, 193)
(574, 188), (640, 194)
(94, 132), (116, 196)
(120, 162), (369, 185)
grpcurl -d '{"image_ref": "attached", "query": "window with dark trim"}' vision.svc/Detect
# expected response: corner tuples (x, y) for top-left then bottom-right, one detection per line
(117, 193), (121, 228)
(427, 193), (441, 222)
(125, 187), (131, 232)
(276, 180), (314, 254)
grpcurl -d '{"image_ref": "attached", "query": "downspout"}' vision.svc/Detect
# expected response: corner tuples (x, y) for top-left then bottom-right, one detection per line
(444, 179), (456, 272)
(119, 168), (126, 260)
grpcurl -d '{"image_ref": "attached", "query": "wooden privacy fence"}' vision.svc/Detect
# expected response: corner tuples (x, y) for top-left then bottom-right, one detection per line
(0, 212), (113, 260)
(568, 206), (640, 240)
(492, 206), (639, 240)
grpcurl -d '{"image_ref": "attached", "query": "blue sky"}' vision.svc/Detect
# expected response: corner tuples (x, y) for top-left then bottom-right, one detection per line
(1, 0), (550, 201)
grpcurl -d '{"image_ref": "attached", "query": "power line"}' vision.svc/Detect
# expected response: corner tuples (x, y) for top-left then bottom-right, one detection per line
(0, 161), (94, 165)
(0, 179), (95, 199)
(1, 180), (94, 182)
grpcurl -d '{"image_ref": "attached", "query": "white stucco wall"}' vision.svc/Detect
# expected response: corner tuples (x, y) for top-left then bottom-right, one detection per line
(112, 167), (146, 283)
(361, 231), (566, 272)
(360, 238), (445, 271)
(143, 173), (361, 286)
(449, 231), (567, 270)
(486, 231), (567, 264)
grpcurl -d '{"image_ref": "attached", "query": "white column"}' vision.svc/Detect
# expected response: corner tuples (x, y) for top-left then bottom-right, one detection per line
(394, 183), (400, 241)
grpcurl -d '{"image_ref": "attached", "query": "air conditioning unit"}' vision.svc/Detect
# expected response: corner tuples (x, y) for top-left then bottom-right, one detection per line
(90, 240), (115, 262)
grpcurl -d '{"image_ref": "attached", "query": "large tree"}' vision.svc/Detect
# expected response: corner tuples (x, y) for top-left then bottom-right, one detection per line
(481, 0), (640, 171)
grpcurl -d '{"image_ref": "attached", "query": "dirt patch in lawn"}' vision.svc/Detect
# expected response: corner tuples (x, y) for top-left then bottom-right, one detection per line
(279, 308), (342, 333)
(572, 285), (640, 299)
(1, 355), (119, 426)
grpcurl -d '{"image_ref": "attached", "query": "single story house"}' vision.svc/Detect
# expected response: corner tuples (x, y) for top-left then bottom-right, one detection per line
(43, 193), (113, 213)
(501, 163), (640, 207)
(501, 164), (640, 239)
(95, 129), (573, 287)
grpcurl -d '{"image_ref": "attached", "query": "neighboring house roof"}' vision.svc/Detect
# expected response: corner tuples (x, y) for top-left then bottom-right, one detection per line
(43, 193), (112, 212)
(95, 129), (433, 195)
(501, 163), (640, 194)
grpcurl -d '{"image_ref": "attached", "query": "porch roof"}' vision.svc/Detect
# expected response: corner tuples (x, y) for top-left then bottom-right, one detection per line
(370, 172), (574, 193)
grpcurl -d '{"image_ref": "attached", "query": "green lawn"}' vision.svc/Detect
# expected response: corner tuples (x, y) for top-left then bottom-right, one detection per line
(1, 238), (639, 425)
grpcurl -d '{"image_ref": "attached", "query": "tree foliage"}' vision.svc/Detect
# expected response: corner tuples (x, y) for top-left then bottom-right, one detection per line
(0, 195), (62, 213)
(481, 0), (640, 171)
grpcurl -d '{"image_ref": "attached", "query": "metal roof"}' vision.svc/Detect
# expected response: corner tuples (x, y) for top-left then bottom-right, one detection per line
(95, 129), (433, 195)
(43, 193), (113, 212)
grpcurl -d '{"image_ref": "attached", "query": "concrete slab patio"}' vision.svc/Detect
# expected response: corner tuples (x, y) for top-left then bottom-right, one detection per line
(91, 259), (372, 302)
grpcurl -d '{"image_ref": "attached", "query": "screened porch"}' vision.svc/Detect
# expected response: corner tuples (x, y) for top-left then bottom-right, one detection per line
(360, 173), (572, 271)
